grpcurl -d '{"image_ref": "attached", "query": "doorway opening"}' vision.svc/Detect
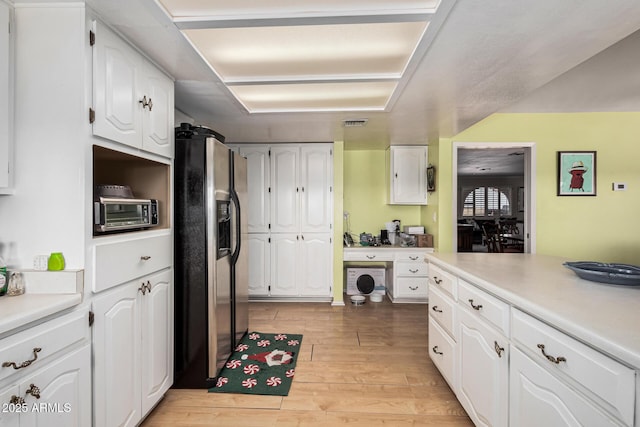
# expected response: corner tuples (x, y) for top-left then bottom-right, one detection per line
(452, 142), (536, 253)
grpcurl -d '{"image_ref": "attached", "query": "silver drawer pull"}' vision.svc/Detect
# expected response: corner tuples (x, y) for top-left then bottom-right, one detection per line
(432, 346), (443, 355)
(433, 277), (443, 284)
(409, 256), (419, 260)
(409, 268), (419, 273)
(431, 305), (443, 313)
(468, 299), (483, 310)
(2, 347), (42, 370)
(138, 283), (147, 295)
(10, 396), (25, 405)
(537, 344), (567, 364)
(366, 255), (376, 259)
(494, 341), (504, 358)
(140, 255), (151, 261)
(26, 383), (41, 400)
(409, 286), (419, 291)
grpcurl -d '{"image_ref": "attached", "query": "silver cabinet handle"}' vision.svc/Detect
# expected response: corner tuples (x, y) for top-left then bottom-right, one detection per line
(494, 341), (504, 358)
(2, 347), (42, 370)
(409, 268), (419, 273)
(409, 286), (418, 291)
(432, 346), (443, 355)
(366, 255), (376, 259)
(138, 283), (147, 295)
(468, 299), (483, 310)
(409, 256), (419, 260)
(140, 256), (151, 261)
(537, 344), (566, 364)
(431, 306), (443, 313)
(25, 383), (41, 400)
(433, 276), (442, 284)
(145, 281), (152, 293)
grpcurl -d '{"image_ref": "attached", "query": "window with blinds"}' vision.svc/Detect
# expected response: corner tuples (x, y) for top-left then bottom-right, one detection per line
(462, 186), (511, 217)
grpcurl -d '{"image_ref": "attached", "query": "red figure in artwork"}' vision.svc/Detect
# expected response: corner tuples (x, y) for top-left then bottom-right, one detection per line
(568, 161), (588, 191)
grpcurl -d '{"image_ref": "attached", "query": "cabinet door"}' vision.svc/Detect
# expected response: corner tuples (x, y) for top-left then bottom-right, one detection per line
(299, 145), (332, 232)
(457, 307), (509, 427)
(510, 347), (621, 427)
(20, 344), (91, 427)
(93, 21), (142, 149)
(299, 233), (332, 296)
(93, 282), (142, 427)
(270, 234), (298, 296)
(390, 146), (427, 205)
(247, 233), (270, 296)
(141, 61), (174, 158)
(0, 2), (11, 191)
(141, 270), (173, 415)
(270, 147), (299, 232)
(240, 146), (271, 233)
(0, 384), (20, 427)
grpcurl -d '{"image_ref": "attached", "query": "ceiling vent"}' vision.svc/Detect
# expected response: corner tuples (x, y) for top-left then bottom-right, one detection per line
(343, 119), (369, 127)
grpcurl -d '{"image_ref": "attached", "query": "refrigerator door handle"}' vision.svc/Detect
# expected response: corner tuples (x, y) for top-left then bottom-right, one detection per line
(230, 186), (241, 265)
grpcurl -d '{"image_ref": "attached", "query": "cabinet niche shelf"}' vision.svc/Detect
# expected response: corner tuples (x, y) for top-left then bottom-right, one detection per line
(92, 145), (171, 236)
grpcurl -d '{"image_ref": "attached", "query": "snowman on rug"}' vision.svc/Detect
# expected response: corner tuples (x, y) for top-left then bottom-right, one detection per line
(242, 349), (294, 367)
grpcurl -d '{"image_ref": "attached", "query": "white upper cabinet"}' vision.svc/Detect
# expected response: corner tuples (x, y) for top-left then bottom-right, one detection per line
(299, 145), (333, 233)
(240, 145), (270, 233)
(92, 21), (174, 158)
(387, 145), (428, 205)
(270, 146), (299, 233)
(0, 1), (12, 193)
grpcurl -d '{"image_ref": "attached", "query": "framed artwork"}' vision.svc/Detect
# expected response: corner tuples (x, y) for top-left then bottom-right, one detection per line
(426, 165), (436, 192)
(557, 151), (596, 196)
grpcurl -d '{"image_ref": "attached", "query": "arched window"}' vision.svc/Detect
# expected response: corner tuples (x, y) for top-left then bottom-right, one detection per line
(462, 187), (511, 217)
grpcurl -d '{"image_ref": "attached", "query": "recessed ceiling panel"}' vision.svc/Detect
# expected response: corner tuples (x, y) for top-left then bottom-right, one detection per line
(228, 81), (398, 112)
(158, 0), (440, 18)
(183, 22), (428, 81)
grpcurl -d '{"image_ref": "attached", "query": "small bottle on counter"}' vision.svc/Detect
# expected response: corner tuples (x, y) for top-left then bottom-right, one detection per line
(0, 255), (7, 296)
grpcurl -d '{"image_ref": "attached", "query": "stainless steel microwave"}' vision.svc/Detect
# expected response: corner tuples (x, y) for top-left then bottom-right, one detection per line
(94, 197), (159, 233)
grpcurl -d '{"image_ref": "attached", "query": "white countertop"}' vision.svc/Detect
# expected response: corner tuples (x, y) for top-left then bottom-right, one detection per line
(426, 253), (640, 369)
(344, 245), (434, 251)
(0, 293), (82, 337)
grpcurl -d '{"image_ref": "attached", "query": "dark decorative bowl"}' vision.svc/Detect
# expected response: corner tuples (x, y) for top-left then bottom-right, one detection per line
(563, 261), (640, 286)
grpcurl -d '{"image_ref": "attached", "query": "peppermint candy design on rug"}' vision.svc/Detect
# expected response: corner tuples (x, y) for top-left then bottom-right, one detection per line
(243, 364), (260, 375)
(257, 339), (271, 347)
(266, 376), (282, 387)
(287, 339), (300, 346)
(225, 359), (242, 369)
(242, 378), (258, 389)
(274, 334), (287, 341)
(248, 333), (261, 340)
(285, 369), (295, 378)
(215, 377), (228, 388)
(235, 343), (249, 352)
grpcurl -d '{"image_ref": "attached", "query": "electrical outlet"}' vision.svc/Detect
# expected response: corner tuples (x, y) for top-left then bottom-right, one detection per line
(612, 182), (627, 191)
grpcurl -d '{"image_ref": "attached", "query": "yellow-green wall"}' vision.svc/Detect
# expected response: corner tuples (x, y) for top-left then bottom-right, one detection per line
(437, 112), (640, 264)
(343, 149), (426, 237)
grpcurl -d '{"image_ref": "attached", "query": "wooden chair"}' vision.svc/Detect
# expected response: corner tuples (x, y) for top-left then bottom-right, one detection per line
(481, 224), (501, 253)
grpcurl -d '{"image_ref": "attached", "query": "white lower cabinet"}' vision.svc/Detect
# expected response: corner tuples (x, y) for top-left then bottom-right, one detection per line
(0, 308), (91, 427)
(510, 346), (623, 427)
(270, 233), (331, 297)
(93, 269), (172, 427)
(247, 233), (270, 296)
(457, 306), (509, 427)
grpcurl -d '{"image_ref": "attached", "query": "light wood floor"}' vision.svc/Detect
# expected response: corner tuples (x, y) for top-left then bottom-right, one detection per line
(142, 298), (473, 426)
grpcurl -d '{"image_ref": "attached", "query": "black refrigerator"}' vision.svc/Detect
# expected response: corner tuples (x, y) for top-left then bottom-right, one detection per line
(173, 123), (249, 388)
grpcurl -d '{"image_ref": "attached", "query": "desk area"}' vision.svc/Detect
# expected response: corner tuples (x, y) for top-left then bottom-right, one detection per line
(344, 245), (434, 303)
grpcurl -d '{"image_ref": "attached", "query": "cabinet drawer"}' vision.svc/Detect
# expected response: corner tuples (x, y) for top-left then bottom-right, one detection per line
(429, 285), (456, 339)
(395, 277), (428, 298)
(458, 279), (510, 336)
(343, 250), (394, 262)
(428, 318), (456, 391)
(512, 309), (635, 426)
(429, 263), (457, 299)
(0, 308), (89, 383)
(94, 234), (171, 292)
(395, 251), (427, 262)
(395, 261), (428, 277)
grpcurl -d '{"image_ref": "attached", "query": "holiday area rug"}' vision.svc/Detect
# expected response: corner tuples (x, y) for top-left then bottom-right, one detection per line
(209, 331), (303, 396)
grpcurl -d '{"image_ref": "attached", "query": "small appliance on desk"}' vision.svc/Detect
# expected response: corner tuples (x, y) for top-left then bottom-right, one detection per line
(93, 185), (159, 234)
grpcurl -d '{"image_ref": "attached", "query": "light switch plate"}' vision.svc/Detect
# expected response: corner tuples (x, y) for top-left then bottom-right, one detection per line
(612, 182), (627, 191)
